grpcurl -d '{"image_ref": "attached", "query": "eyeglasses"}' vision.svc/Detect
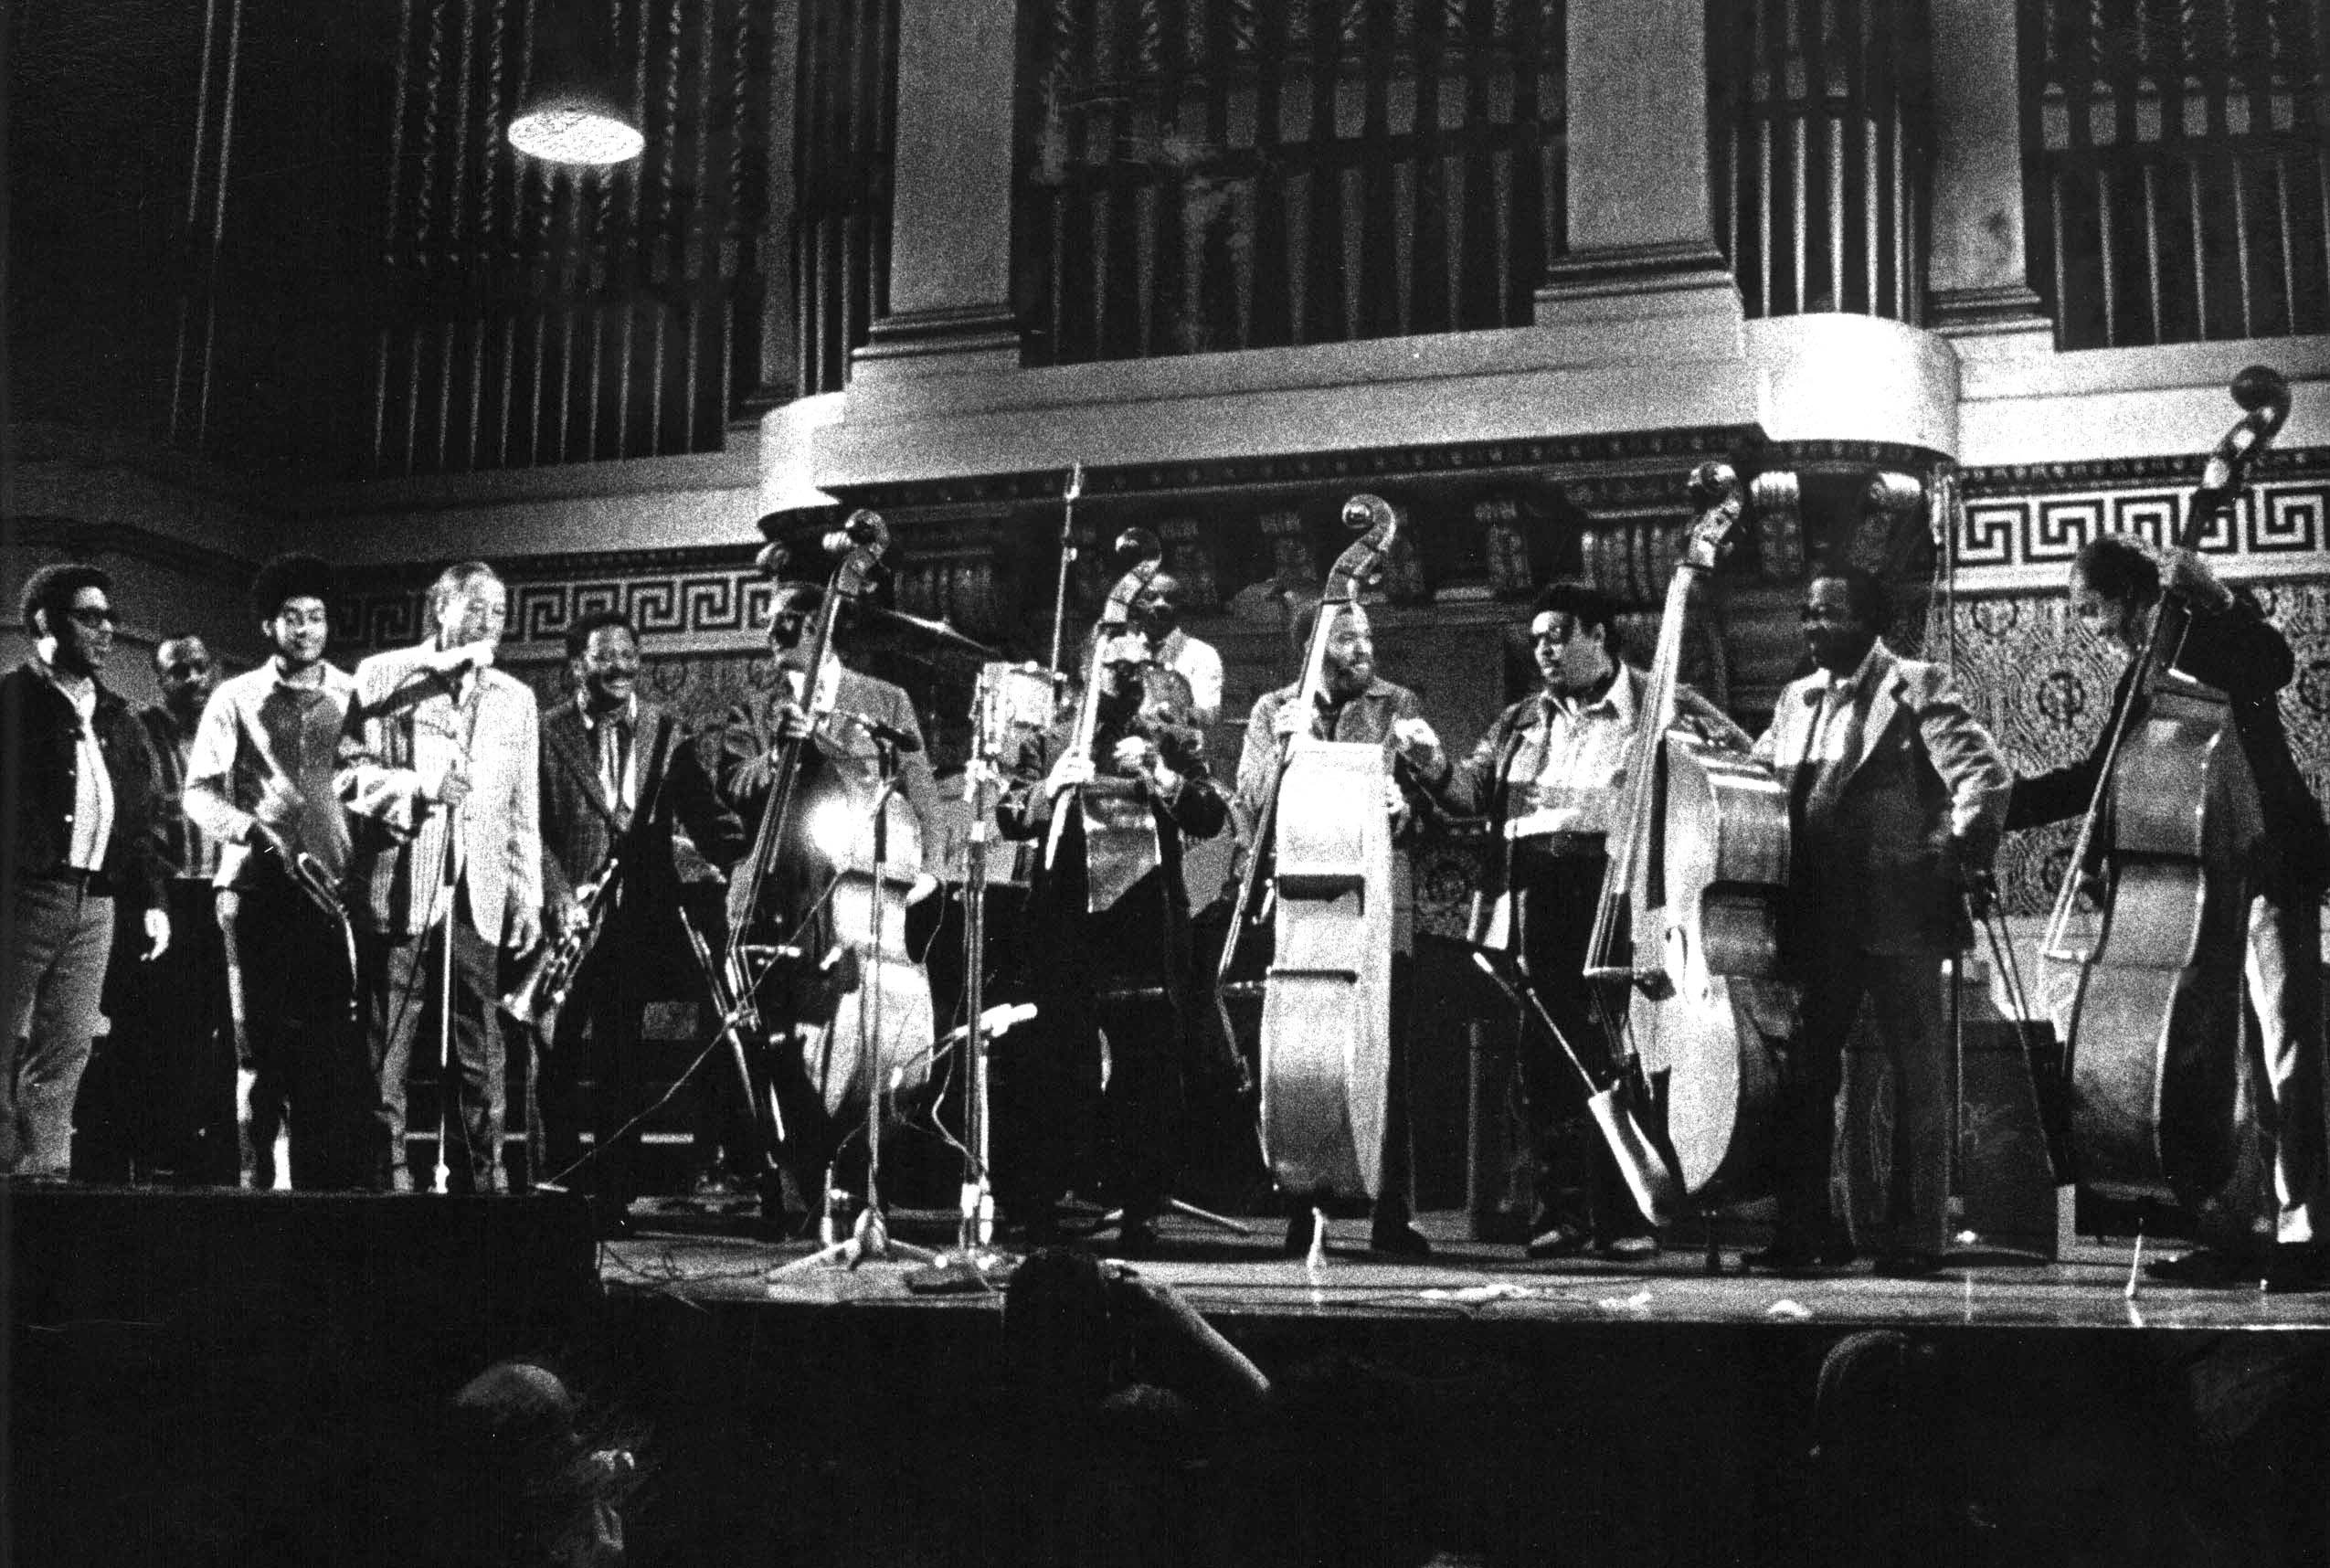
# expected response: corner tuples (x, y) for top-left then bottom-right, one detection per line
(65, 608), (117, 630)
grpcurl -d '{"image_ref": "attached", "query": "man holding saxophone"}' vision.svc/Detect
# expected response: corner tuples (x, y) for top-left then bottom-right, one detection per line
(185, 554), (368, 1189)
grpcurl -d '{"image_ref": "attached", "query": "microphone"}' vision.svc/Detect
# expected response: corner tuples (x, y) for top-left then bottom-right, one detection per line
(833, 710), (922, 752)
(425, 639), (497, 675)
(821, 509), (885, 556)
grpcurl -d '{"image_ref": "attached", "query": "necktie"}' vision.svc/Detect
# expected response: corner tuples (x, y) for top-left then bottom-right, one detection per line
(605, 714), (634, 834)
(1799, 683), (1861, 826)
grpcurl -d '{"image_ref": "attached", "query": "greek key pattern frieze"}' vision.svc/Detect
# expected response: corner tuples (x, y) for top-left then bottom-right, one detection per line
(1951, 476), (2328, 588)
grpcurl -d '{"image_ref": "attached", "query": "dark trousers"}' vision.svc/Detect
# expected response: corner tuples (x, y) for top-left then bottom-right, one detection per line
(76, 879), (237, 1184)
(359, 883), (507, 1192)
(1510, 845), (1650, 1242)
(220, 873), (370, 1190)
(533, 944), (647, 1206)
(996, 886), (1188, 1223)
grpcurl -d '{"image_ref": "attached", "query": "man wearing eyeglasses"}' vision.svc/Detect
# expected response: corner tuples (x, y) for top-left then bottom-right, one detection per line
(0, 563), (171, 1181)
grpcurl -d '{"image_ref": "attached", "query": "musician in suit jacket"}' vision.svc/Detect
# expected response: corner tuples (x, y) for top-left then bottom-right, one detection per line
(533, 609), (747, 1222)
(713, 582), (945, 1221)
(1232, 599), (1434, 1257)
(336, 562), (544, 1193)
(1752, 567), (2009, 1275)
(997, 628), (1229, 1255)
(2008, 536), (2329, 1291)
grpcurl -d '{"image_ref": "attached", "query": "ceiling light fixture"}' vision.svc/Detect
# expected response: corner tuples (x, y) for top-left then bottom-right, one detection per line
(508, 2), (642, 167)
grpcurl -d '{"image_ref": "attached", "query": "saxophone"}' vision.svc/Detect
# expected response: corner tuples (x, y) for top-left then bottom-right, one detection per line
(501, 852), (621, 1030)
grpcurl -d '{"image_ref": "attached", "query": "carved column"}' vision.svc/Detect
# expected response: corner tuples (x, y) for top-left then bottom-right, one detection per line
(1534, 0), (1744, 356)
(853, 0), (1022, 376)
(1927, 0), (2051, 347)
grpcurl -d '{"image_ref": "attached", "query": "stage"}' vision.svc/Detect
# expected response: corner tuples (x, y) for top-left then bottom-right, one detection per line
(611, 1205), (2330, 1333)
(16, 1191), (2330, 1567)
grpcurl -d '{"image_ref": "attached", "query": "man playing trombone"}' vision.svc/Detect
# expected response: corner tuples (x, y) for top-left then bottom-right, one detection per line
(527, 609), (745, 1230)
(185, 554), (369, 1189)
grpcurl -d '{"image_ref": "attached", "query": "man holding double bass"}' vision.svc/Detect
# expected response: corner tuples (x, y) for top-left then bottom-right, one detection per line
(995, 625), (1229, 1256)
(1233, 598), (1435, 1258)
(1401, 584), (1697, 1263)
(2009, 536), (2330, 1292)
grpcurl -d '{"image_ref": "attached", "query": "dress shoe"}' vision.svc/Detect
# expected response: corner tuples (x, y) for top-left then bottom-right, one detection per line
(2262, 1244), (2330, 1295)
(686, 1167), (739, 1202)
(592, 1205), (635, 1240)
(1284, 1211), (1317, 1257)
(1526, 1223), (1594, 1261)
(1367, 1221), (1433, 1259)
(1595, 1233), (1661, 1263)
(2143, 1246), (2250, 1286)
(1871, 1250), (1944, 1278)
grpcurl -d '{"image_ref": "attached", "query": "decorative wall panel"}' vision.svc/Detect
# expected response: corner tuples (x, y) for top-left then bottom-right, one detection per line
(1015, 0), (1567, 365)
(369, 0), (797, 475)
(2021, 0), (2328, 350)
(1948, 452), (2330, 589)
(1708, 0), (1930, 322)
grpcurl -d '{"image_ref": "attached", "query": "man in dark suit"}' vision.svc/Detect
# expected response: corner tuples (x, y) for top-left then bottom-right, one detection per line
(1752, 566), (2009, 1275)
(996, 626), (1229, 1255)
(532, 609), (746, 1225)
(715, 582), (945, 1224)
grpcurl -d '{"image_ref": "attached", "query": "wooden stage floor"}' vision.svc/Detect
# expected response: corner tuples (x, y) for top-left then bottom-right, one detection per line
(604, 1205), (2330, 1334)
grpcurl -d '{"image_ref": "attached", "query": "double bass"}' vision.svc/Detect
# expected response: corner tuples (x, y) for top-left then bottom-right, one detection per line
(1585, 461), (1789, 1200)
(2040, 366), (2291, 1203)
(1218, 495), (1399, 1205)
(724, 513), (935, 1137)
(1046, 529), (1170, 914)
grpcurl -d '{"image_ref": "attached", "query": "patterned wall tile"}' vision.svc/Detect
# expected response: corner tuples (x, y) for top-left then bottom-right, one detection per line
(1951, 583), (2330, 916)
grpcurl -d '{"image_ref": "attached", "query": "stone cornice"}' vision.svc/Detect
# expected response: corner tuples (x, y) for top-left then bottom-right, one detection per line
(1960, 445), (2330, 496)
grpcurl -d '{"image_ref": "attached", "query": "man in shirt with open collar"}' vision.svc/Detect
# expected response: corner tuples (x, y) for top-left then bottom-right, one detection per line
(1234, 597), (1435, 1258)
(534, 609), (745, 1229)
(1752, 566), (2009, 1276)
(338, 561), (544, 1193)
(1402, 583), (1716, 1262)
(185, 553), (368, 1189)
(0, 562), (170, 1180)
(1135, 571), (1223, 728)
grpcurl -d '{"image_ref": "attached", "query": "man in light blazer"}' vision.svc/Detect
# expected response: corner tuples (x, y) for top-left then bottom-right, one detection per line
(337, 561), (543, 1192)
(1751, 565), (2010, 1275)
